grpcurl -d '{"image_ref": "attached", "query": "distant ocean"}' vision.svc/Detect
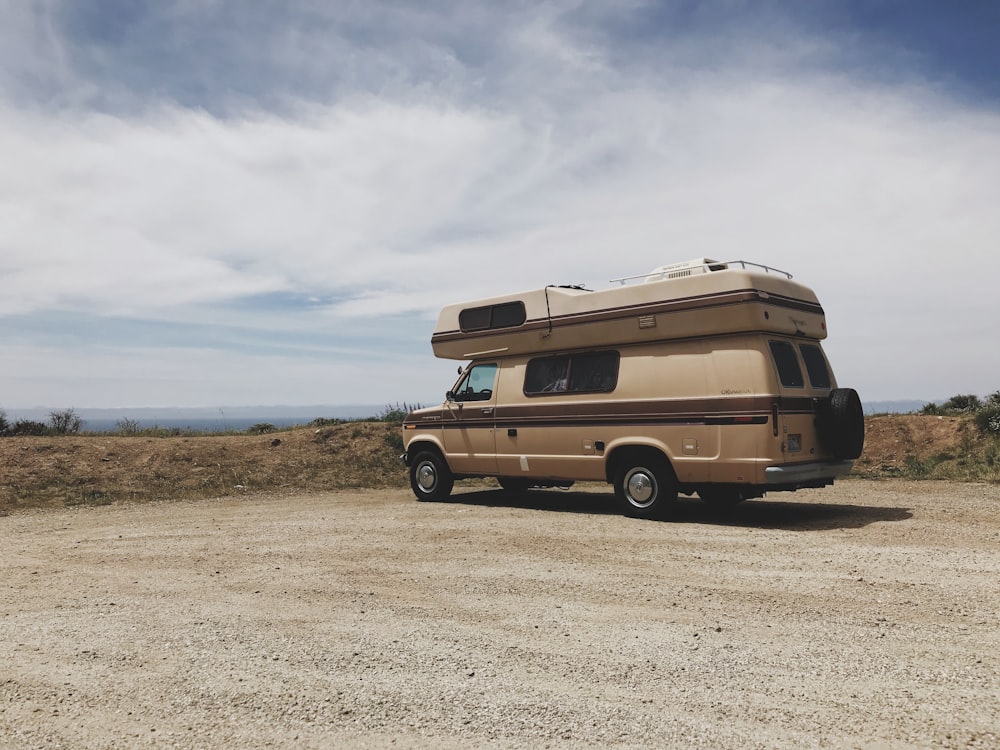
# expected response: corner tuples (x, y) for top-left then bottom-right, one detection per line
(2, 405), (394, 434)
(75, 417), (316, 433)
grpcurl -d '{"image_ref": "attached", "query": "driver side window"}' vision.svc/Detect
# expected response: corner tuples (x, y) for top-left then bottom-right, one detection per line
(452, 363), (498, 402)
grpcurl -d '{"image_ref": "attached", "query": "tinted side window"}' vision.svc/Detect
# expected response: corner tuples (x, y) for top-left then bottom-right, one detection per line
(799, 344), (831, 389)
(458, 306), (492, 331)
(524, 351), (619, 395)
(458, 302), (526, 332)
(567, 351), (619, 392)
(768, 340), (804, 388)
(490, 302), (526, 329)
(524, 356), (569, 394)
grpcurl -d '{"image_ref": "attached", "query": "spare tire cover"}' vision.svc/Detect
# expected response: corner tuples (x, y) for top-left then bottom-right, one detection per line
(824, 388), (865, 459)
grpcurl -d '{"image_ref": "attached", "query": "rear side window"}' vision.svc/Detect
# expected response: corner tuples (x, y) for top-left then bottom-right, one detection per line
(524, 351), (619, 395)
(768, 340), (804, 388)
(799, 344), (831, 389)
(459, 301), (526, 332)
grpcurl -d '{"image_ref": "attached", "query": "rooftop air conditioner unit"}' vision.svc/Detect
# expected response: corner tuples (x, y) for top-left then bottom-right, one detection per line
(644, 258), (727, 283)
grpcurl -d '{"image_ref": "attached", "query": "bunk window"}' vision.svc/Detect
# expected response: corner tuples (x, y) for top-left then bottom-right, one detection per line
(524, 351), (619, 396)
(459, 301), (526, 332)
(768, 340), (805, 388)
(799, 344), (832, 389)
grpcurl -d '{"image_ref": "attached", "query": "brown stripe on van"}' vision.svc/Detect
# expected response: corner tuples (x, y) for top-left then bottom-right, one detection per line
(495, 396), (767, 421)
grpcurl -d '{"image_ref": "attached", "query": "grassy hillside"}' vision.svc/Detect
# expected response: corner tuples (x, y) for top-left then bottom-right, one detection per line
(2, 415), (998, 513)
(0, 421), (406, 513)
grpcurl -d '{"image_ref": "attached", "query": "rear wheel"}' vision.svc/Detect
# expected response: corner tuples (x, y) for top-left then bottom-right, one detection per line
(409, 450), (453, 501)
(614, 454), (677, 520)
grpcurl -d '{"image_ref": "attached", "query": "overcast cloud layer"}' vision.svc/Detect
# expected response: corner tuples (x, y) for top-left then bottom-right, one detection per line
(2, 1), (999, 409)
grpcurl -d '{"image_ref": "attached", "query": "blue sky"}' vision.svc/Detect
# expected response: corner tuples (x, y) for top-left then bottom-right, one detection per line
(1, 1), (999, 409)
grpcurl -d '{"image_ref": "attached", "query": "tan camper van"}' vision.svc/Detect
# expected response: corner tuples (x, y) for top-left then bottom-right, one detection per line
(401, 259), (864, 519)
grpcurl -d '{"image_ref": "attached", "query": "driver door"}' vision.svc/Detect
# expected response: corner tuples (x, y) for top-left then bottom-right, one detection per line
(443, 362), (499, 475)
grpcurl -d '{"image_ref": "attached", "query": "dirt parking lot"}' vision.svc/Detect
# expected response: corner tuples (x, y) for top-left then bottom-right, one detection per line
(2, 480), (999, 748)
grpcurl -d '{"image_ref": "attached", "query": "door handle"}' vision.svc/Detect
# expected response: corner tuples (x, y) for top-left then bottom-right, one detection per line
(481, 407), (494, 415)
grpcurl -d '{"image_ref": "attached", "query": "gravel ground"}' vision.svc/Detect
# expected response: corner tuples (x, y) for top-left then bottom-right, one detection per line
(2, 480), (999, 749)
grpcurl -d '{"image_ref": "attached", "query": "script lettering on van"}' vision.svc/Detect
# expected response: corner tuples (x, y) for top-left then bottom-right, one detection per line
(721, 388), (751, 395)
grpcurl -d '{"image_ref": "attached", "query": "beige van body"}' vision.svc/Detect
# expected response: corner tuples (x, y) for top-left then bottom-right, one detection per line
(402, 259), (864, 518)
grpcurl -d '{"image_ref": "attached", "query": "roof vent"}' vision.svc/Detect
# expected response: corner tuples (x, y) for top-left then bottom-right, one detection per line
(644, 258), (725, 283)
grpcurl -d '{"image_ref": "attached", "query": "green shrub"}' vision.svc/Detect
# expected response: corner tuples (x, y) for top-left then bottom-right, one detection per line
(246, 423), (278, 434)
(0, 409), (9, 436)
(942, 394), (982, 414)
(974, 406), (1000, 436)
(901, 454), (930, 479)
(384, 430), (404, 453)
(13, 419), (47, 436)
(376, 402), (423, 423)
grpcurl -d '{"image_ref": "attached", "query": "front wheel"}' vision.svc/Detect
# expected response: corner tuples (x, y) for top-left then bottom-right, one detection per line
(409, 450), (454, 501)
(615, 455), (677, 519)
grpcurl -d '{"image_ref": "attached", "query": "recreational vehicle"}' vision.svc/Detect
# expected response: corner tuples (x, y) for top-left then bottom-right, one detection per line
(401, 259), (864, 519)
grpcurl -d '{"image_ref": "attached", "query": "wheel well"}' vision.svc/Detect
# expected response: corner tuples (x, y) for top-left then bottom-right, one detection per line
(406, 441), (445, 464)
(605, 445), (675, 484)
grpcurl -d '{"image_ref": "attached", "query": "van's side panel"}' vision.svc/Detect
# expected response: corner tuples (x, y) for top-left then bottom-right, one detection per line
(701, 341), (766, 484)
(494, 359), (608, 481)
(441, 397), (499, 475)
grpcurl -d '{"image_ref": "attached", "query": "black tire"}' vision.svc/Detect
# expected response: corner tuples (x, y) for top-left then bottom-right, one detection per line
(823, 388), (865, 460)
(497, 477), (531, 493)
(698, 486), (747, 507)
(614, 453), (677, 520)
(409, 450), (454, 501)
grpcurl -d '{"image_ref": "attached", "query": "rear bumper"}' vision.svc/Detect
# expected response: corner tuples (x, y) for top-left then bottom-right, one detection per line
(764, 460), (854, 485)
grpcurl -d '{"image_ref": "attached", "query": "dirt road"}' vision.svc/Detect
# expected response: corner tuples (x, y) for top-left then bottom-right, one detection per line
(2, 481), (998, 748)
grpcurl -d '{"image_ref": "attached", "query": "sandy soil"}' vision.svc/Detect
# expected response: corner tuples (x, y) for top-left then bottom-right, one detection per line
(2, 481), (998, 748)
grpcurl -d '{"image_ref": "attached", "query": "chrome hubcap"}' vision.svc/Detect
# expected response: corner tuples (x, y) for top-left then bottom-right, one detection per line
(626, 469), (656, 507)
(417, 462), (437, 491)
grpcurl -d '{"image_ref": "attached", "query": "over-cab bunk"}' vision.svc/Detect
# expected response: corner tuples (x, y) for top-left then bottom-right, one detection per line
(430, 259), (827, 360)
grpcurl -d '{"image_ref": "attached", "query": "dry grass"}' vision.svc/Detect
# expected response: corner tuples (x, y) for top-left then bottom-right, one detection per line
(3, 414), (997, 513)
(853, 414), (1000, 482)
(0, 422), (406, 513)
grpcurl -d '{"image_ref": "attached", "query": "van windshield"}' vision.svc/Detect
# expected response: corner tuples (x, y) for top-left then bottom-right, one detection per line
(451, 363), (497, 401)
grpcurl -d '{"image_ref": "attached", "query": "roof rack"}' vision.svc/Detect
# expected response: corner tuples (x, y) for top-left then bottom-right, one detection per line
(610, 259), (793, 286)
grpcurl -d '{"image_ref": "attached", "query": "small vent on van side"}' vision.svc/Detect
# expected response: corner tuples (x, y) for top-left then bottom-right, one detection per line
(667, 269), (691, 279)
(638, 315), (657, 329)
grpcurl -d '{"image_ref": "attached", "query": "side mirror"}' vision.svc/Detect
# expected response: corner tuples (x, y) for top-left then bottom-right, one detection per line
(446, 390), (456, 402)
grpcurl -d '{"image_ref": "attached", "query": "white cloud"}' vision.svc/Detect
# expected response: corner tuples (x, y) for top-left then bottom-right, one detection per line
(1, 2), (999, 406)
